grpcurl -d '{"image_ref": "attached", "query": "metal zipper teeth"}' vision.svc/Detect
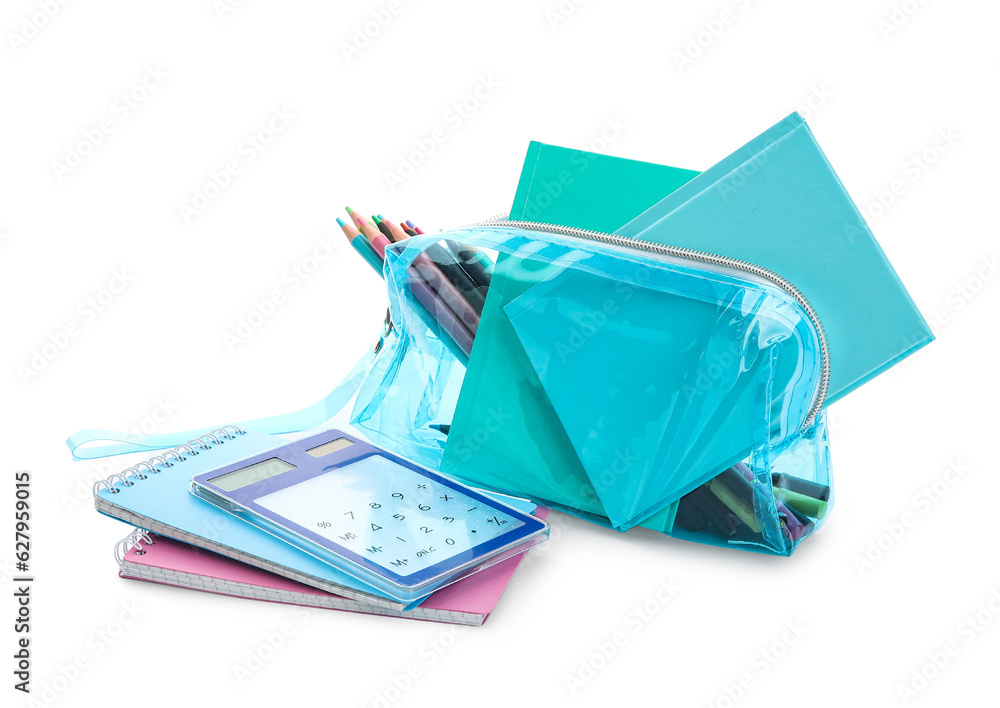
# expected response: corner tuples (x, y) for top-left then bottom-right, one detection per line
(463, 217), (830, 426)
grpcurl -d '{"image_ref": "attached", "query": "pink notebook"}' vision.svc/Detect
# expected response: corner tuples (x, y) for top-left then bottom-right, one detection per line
(116, 507), (548, 627)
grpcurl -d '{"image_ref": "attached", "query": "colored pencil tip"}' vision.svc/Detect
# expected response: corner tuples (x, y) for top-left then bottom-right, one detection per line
(372, 215), (381, 223)
(357, 215), (370, 225)
(336, 217), (346, 227)
(377, 214), (384, 220)
(405, 220), (415, 228)
(345, 206), (355, 214)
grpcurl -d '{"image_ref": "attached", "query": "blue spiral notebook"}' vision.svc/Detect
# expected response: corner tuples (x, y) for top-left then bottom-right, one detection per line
(93, 430), (414, 610)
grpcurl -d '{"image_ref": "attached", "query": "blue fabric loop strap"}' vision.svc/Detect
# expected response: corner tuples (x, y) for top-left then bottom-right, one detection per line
(66, 345), (376, 460)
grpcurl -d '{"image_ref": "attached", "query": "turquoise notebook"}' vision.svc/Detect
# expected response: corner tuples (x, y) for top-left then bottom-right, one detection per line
(441, 253), (610, 519)
(510, 141), (699, 231)
(442, 155), (700, 532)
(619, 113), (933, 403)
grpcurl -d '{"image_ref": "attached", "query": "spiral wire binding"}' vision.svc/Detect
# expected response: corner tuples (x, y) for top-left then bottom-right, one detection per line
(114, 528), (155, 567)
(93, 425), (246, 496)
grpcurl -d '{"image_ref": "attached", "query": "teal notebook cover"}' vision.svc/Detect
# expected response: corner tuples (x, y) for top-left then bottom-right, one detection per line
(442, 149), (699, 532)
(510, 141), (700, 231)
(94, 430), (411, 609)
(619, 113), (933, 403)
(441, 253), (611, 519)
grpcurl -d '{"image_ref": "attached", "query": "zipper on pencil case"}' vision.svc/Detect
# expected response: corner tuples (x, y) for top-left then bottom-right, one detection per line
(460, 216), (831, 426)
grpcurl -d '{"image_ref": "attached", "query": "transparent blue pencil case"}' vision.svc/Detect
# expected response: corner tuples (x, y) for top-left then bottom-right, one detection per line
(350, 220), (835, 556)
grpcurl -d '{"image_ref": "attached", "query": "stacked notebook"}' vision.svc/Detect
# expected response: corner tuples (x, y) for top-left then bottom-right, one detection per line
(114, 521), (544, 626)
(95, 428), (548, 626)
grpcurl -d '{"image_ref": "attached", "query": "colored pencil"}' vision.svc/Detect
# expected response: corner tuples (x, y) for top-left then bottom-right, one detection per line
(373, 216), (395, 243)
(345, 206), (367, 234)
(387, 217), (486, 316)
(707, 468), (762, 534)
(400, 221), (486, 315)
(356, 215), (392, 258)
(407, 221), (494, 290)
(340, 208), (484, 362)
(409, 256), (480, 334)
(337, 217), (382, 276)
(408, 270), (474, 362)
(379, 217), (410, 244)
(733, 463), (807, 543)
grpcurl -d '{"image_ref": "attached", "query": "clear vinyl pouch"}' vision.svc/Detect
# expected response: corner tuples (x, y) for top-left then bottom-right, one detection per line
(352, 222), (834, 555)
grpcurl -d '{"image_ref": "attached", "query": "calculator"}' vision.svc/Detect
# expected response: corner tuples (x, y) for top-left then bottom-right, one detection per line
(189, 429), (549, 602)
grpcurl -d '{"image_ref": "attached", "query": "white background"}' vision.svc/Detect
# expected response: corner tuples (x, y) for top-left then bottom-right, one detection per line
(2, 1), (997, 706)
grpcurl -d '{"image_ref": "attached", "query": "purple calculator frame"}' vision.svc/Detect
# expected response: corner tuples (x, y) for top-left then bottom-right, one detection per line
(189, 428), (547, 592)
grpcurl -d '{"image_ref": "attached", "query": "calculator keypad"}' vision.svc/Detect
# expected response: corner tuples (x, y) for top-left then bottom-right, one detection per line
(254, 455), (523, 576)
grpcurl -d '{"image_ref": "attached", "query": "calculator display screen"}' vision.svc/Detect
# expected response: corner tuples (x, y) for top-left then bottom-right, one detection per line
(253, 455), (524, 577)
(305, 437), (355, 457)
(208, 457), (296, 492)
